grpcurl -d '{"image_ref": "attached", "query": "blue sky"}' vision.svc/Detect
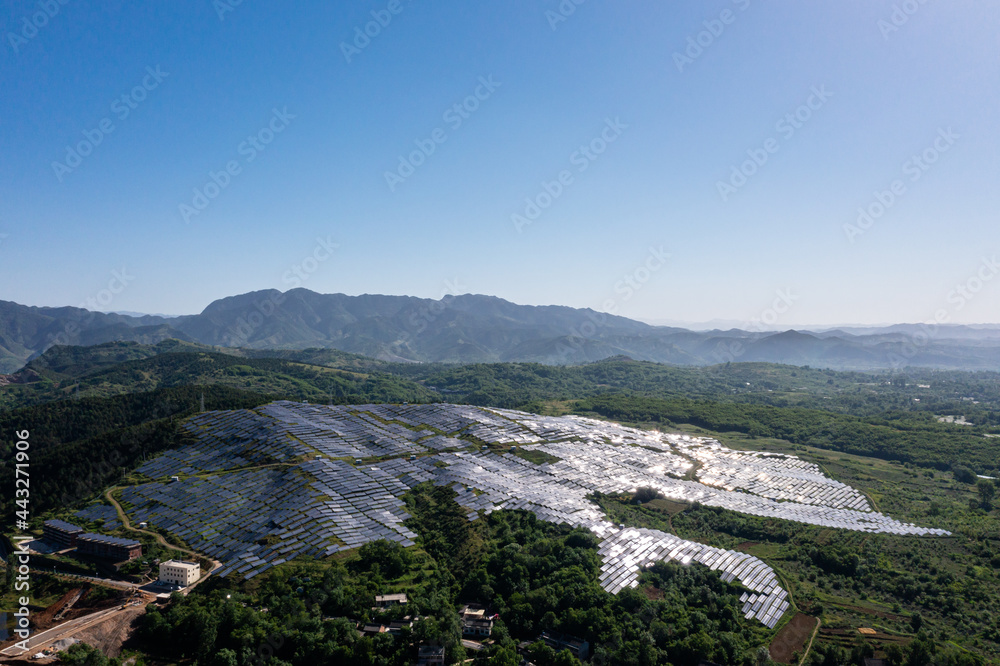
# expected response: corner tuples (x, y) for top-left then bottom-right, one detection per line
(1, 1), (998, 327)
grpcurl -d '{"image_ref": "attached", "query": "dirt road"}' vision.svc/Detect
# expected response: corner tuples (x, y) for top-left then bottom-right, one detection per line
(104, 487), (221, 583)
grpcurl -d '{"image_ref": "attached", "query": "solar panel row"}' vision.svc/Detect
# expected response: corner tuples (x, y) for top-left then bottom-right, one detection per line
(120, 401), (948, 630)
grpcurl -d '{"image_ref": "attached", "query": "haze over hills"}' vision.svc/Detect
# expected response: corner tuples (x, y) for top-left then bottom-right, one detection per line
(2, 289), (1000, 374)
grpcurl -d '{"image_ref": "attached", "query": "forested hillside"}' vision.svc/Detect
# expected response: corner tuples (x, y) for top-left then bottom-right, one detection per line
(5, 342), (998, 476)
(3, 341), (999, 664)
(0, 341), (438, 410)
(5, 291), (1000, 372)
(0, 385), (275, 517)
(132, 484), (775, 666)
(565, 394), (1000, 475)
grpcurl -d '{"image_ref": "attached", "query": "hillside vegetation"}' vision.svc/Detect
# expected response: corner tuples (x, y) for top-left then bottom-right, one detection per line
(0, 340), (437, 410)
(5, 291), (1000, 371)
(3, 340), (999, 663)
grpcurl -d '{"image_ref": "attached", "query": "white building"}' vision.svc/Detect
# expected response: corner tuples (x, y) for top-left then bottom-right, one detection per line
(159, 560), (201, 588)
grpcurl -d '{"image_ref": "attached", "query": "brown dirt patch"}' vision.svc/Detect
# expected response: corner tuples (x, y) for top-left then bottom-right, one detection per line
(770, 613), (817, 663)
(32, 588), (84, 631)
(72, 605), (146, 658)
(0, 370), (39, 386)
(641, 585), (665, 601)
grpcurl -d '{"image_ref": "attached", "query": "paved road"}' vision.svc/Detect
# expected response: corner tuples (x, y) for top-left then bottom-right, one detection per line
(33, 569), (136, 591)
(0, 606), (128, 657)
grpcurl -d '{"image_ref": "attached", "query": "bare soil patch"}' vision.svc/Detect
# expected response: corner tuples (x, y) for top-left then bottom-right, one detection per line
(32, 588), (84, 631)
(770, 613), (817, 663)
(72, 605), (146, 658)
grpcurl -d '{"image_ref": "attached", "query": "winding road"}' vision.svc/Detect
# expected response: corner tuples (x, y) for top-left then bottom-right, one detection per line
(104, 486), (221, 589)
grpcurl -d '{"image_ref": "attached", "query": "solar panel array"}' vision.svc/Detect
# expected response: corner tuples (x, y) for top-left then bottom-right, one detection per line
(597, 527), (788, 627)
(681, 440), (871, 510)
(121, 401), (948, 628)
(74, 503), (122, 530)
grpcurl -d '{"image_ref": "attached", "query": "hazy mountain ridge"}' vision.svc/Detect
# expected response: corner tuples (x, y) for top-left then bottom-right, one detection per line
(2, 290), (999, 373)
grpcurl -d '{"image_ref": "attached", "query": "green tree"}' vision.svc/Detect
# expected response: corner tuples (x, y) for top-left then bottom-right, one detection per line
(62, 643), (111, 666)
(633, 486), (661, 503)
(356, 539), (409, 578)
(952, 464), (977, 484)
(211, 648), (238, 666)
(552, 649), (581, 666)
(978, 479), (996, 509)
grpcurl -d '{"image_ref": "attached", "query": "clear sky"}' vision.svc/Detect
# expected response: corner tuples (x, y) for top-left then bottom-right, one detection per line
(1, 1), (998, 327)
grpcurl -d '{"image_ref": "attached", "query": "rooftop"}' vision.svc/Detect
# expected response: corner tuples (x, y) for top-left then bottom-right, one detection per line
(44, 519), (83, 533)
(77, 533), (141, 548)
(161, 559), (200, 569)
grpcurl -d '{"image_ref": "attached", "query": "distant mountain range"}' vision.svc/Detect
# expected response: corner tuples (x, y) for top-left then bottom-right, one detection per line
(2, 289), (1000, 373)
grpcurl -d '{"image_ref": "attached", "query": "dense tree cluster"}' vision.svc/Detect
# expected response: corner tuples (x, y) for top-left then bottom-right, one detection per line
(3, 346), (439, 410)
(133, 485), (776, 666)
(598, 495), (1000, 663)
(0, 385), (274, 518)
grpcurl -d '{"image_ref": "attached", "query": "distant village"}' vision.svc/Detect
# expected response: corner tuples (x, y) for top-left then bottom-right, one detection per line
(367, 593), (589, 665)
